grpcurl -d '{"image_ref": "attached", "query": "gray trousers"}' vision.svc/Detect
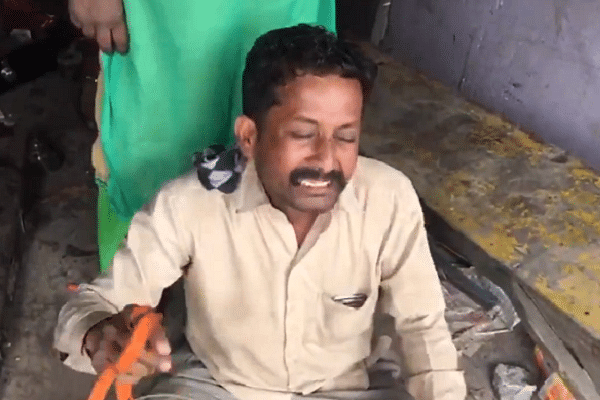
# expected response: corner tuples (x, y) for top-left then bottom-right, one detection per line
(134, 342), (414, 400)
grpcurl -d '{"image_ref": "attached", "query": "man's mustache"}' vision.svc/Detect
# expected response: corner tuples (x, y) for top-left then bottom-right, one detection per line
(289, 167), (347, 189)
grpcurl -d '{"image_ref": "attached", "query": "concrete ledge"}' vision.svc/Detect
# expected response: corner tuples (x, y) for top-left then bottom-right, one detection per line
(359, 44), (600, 392)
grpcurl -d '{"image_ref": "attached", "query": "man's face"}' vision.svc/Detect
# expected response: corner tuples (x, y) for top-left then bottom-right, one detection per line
(243, 74), (363, 215)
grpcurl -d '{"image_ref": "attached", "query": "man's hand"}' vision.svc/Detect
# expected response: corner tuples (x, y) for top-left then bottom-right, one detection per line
(83, 306), (172, 384)
(68, 0), (128, 53)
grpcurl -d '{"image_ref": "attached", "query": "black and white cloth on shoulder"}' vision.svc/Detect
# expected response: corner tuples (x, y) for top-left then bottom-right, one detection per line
(193, 144), (245, 193)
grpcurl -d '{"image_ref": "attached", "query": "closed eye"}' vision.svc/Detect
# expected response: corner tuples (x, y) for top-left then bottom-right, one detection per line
(290, 131), (316, 139)
(335, 132), (358, 143)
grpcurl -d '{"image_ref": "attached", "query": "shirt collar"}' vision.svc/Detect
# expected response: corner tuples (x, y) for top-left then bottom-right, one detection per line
(336, 176), (361, 214)
(230, 160), (361, 214)
(231, 160), (271, 212)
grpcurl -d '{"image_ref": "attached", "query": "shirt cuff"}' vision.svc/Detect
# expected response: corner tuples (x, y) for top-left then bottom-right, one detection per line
(59, 310), (114, 374)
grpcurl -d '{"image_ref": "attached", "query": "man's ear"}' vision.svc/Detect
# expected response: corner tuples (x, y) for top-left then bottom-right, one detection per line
(235, 115), (258, 161)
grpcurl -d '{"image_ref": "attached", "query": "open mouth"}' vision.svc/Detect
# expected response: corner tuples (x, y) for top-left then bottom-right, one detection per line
(299, 179), (331, 188)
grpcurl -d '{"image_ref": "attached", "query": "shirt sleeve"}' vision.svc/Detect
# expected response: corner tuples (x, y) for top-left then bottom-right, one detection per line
(378, 181), (466, 400)
(53, 184), (191, 373)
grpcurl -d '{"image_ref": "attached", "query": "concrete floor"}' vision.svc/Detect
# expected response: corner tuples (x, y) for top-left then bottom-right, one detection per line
(0, 64), (539, 399)
(0, 71), (99, 400)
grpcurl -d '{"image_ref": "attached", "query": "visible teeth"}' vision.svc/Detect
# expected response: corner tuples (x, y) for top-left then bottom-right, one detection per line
(300, 179), (330, 188)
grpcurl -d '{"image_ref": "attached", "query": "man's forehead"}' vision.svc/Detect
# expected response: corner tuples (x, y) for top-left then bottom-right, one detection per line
(273, 75), (363, 116)
(289, 115), (361, 130)
(281, 74), (362, 95)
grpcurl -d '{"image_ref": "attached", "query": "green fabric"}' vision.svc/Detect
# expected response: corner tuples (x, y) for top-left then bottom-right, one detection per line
(100, 0), (336, 222)
(98, 182), (130, 272)
(97, 0), (335, 271)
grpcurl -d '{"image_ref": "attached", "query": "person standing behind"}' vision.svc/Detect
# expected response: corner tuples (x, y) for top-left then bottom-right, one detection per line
(68, 0), (336, 272)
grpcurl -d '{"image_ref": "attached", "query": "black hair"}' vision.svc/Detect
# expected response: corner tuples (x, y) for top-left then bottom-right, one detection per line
(242, 24), (378, 128)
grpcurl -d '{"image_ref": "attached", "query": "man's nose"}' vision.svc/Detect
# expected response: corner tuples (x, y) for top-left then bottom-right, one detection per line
(313, 135), (336, 171)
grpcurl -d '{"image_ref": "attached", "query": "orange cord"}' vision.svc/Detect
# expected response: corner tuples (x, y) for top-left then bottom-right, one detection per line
(86, 306), (163, 400)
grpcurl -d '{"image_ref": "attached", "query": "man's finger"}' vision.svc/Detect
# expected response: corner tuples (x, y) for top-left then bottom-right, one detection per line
(138, 348), (171, 373)
(81, 24), (96, 40)
(96, 26), (114, 53)
(137, 349), (159, 367)
(111, 23), (129, 54)
(145, 321), (172, 372)
(149, 326), (171, 356)
(116, 360), (154, 384)
(115, 373), (142, 385)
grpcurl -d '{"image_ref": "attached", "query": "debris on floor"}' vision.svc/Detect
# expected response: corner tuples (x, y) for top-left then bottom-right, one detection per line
(432, 237), (521, 354)
(433, 231), (600, 400)
(440, 275), (541, 399)
(431, 237), (541, 399)
(535, 346), (580, 400)
(538, 373), (576, 400)
(444, 271), (520, 357)
(492, 363), (537, 400)
(516, 284), (599, 400)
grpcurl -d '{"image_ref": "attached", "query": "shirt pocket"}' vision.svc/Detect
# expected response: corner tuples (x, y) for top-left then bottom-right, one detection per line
(316, 290), (378, 343)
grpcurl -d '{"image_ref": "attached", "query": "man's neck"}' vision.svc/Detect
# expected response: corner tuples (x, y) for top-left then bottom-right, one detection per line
(283, 208), (320, 247)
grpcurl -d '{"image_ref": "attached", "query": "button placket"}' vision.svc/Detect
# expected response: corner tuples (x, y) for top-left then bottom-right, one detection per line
(279, 212), (333, 390)
(284, 278), (297, 388)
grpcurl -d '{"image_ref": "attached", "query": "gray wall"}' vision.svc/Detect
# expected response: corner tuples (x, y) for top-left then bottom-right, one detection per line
(388, 0), (600, 170)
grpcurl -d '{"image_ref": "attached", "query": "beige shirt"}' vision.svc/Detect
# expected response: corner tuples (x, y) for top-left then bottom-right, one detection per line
(54, 157), (466, 400)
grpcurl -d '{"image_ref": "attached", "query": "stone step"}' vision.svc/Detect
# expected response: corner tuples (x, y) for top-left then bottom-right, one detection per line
(359, 42), (600, 394)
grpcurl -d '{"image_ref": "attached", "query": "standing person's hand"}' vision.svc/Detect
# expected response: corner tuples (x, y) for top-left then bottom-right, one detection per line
(68, 0), (128, 53)
(83, 305), (172, 384)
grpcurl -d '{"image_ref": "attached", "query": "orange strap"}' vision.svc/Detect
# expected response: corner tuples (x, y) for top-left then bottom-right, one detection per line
(86, 306), (163, 400)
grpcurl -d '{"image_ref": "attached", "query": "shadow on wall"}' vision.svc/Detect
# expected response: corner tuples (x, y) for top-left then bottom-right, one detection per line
(387, 0), (600, 172)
